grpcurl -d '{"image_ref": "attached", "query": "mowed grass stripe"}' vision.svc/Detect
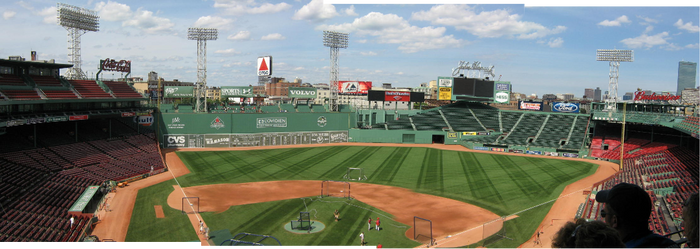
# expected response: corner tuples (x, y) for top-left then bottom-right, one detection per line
(238, 199), (306, 233)
(214, 152), (271, 181)
(370, 147), (410, 183)
(490, 154), (546, 200)
(459, 152), (502, 203)
(343, 208), (374, 245)
(417, 149), (443, 192)
(261, 147), (338, 177)
(319, 146), (380, 179)
(275, 146), (350, 178)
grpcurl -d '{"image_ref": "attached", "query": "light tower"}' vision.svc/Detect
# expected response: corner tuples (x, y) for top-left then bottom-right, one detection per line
(596, 49), (634, 111)
(323, 31), (348, 112)
(57, 3), (99, 80)
(188, 28), (218, 113)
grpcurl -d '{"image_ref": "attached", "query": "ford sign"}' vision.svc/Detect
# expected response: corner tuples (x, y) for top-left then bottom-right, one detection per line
(552, 102), (580, 113)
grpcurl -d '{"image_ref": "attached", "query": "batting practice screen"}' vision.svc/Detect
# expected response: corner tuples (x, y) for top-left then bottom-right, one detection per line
(414, 216), (433, 246)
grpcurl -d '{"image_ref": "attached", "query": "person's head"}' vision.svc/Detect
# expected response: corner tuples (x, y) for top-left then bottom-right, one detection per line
(595, 183), (652, 232)
(552, 219), (625, 248)
(683, 193), (699, 248)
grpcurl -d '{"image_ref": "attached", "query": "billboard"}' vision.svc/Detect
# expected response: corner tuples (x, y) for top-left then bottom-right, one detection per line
(164, 86), (194, 98)
(221, 86), (254, 97)
(257, 56), (272, 76)
(288, 87), (317, 98)
(437, 77), (453, 100)
(100, 58), (131, 73)
(339, 81), (371, 94)
(519, 101), (543, 111)
(368, 91), (422, 102)
(494, 81), (511, 104)
(552, 102), (580, 113)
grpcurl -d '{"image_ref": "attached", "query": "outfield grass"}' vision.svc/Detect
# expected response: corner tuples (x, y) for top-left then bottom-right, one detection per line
(128, 146), (597, 246)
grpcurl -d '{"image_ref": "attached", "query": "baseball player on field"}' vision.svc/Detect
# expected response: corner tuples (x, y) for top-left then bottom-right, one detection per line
(375, 217), (380, 231)
(368, 218), (372, 231)
(359, 232), (365, 246)
(334, 209), (340, 222)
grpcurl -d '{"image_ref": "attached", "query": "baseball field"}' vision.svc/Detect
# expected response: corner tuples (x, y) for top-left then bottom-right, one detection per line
(120, 144), (599, 247)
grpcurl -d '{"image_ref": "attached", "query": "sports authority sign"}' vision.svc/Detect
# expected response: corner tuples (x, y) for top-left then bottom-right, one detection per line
(221, 86), (254, 97)
(257, 56), (272, 76)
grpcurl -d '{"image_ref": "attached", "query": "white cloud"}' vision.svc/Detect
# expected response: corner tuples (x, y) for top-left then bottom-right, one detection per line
(318, 12), (464, 53)
(343, 5), (358, 16)
(411, 5), (565, 39)
(664, 43), (683, 51)
(620, 32), (669, 49)
(547, 37), (563, 48)
(39, 6), (57, 24)
(643, 26), (653, 34)
(3, 11), (16, 20)
(214, 0), (291, 15)
(357, 39), (367, 43)
(598, 15), (631, 27)
(215, 48), (241, 54)
(674, 19), (699, 33)
(292, 0), (338, 21)
(637, 16), (658, 24)
(293, 67), (305, 70)
(360, 51), (377, 56)
(123, 8), (175, 34)
(95, 1), (132, 22)
(261, 33), (286, 40)
(685, 43), (699, 49)
(193, 16), (234, 30)
(228, 31), (251, 40)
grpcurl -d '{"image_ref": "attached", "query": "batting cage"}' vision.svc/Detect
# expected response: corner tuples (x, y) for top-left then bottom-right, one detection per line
(343, 167), (367, 181)
(320, 180), (351, 199)
(290, 212), (312, 231)
(414, 216), (434, 247)
(181, 197), (200, 214)
(219, 232), (282, 246)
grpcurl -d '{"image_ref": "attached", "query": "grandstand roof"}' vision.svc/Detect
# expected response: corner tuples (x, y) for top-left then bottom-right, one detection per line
(0, 59), (73, 69)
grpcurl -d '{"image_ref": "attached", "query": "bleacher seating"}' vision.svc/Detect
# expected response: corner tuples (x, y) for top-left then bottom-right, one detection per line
(561, 116), (589, 150)
(440, 102), (483, 131)
(530, 114), (573, 148)
(29, 76), (63, 87)
(675, 116), (699, 134)
(0, 89), (41, 100)
(500, 113), (547, 145)
(68, 80), (112, 98)
(0, 133), (163, 242)
(42, 90), (78, 99)
(103, 81), (143, 98)
(0, 74), (27, 86)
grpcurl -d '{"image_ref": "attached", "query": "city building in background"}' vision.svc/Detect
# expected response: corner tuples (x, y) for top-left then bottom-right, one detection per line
(677, 61), (698, 95)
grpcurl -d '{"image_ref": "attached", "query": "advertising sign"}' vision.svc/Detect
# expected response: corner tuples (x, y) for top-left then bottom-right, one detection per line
(257, 117), (288, 128)
(288, 87), (317, 98)
(339, 81), (372, 94)
(473, 146), (489, 151)
(563, 153), (579, 158)
(164, 135), (188, 148)
(439, 87), (452, 100)
(100, 58), (131, 73)
(494, 91), (509, 103)
(526, 150), (542, 155)
(519, 101), (543, 111)
(164, 86), (194, 98)
(257, 56), (272, 76)
(384, 91), (410, 102)
(490, 148), (505, 152)
(204, 134), (231, 147)
(135, 115), (154, 126)
(447, 132), (458, 139)
(46, 116), (68, 123)
(6, 119), (26, 127)
(552, 102), (580, 113)
(438, 78), (453, 87)
(633, 91), (681, 101)
(69, 115), (89, 121)
(221, 86), (254, 97)
(121, 112), (135, 117)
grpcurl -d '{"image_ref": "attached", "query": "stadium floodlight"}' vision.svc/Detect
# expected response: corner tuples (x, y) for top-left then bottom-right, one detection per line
(57, 3), (99, 80)
(597, 49), (634, 111)
(188, 28), (218, 113)
(323, 31), (349, 112)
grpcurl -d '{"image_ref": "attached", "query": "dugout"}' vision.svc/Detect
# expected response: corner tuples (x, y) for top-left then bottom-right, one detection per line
(68, 185), (106, 218)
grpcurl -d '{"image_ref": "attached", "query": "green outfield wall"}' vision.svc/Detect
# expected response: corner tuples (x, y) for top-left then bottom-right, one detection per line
(156, 112), (354, 147)
(348, 129), (448, 144)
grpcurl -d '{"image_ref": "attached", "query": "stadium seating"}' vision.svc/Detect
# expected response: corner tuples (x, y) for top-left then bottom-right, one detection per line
(0, 89), (42, 100)
(530, 114), (573, 148)
(103, 81), (144, 98)
(28, 75), (64, 87)
(42, 90), (78, 99)
(561, 116), (589, 150)
(500, 113), (547, 146)
(68, 80), (113, 98)
(0, 74), (27, 86)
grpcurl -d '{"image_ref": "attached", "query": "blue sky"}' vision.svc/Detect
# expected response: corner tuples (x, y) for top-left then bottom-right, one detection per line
(0, 0), (698, 97)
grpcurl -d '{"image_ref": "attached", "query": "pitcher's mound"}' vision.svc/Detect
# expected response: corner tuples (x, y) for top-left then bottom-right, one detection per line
(154, 205), (165, 218)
